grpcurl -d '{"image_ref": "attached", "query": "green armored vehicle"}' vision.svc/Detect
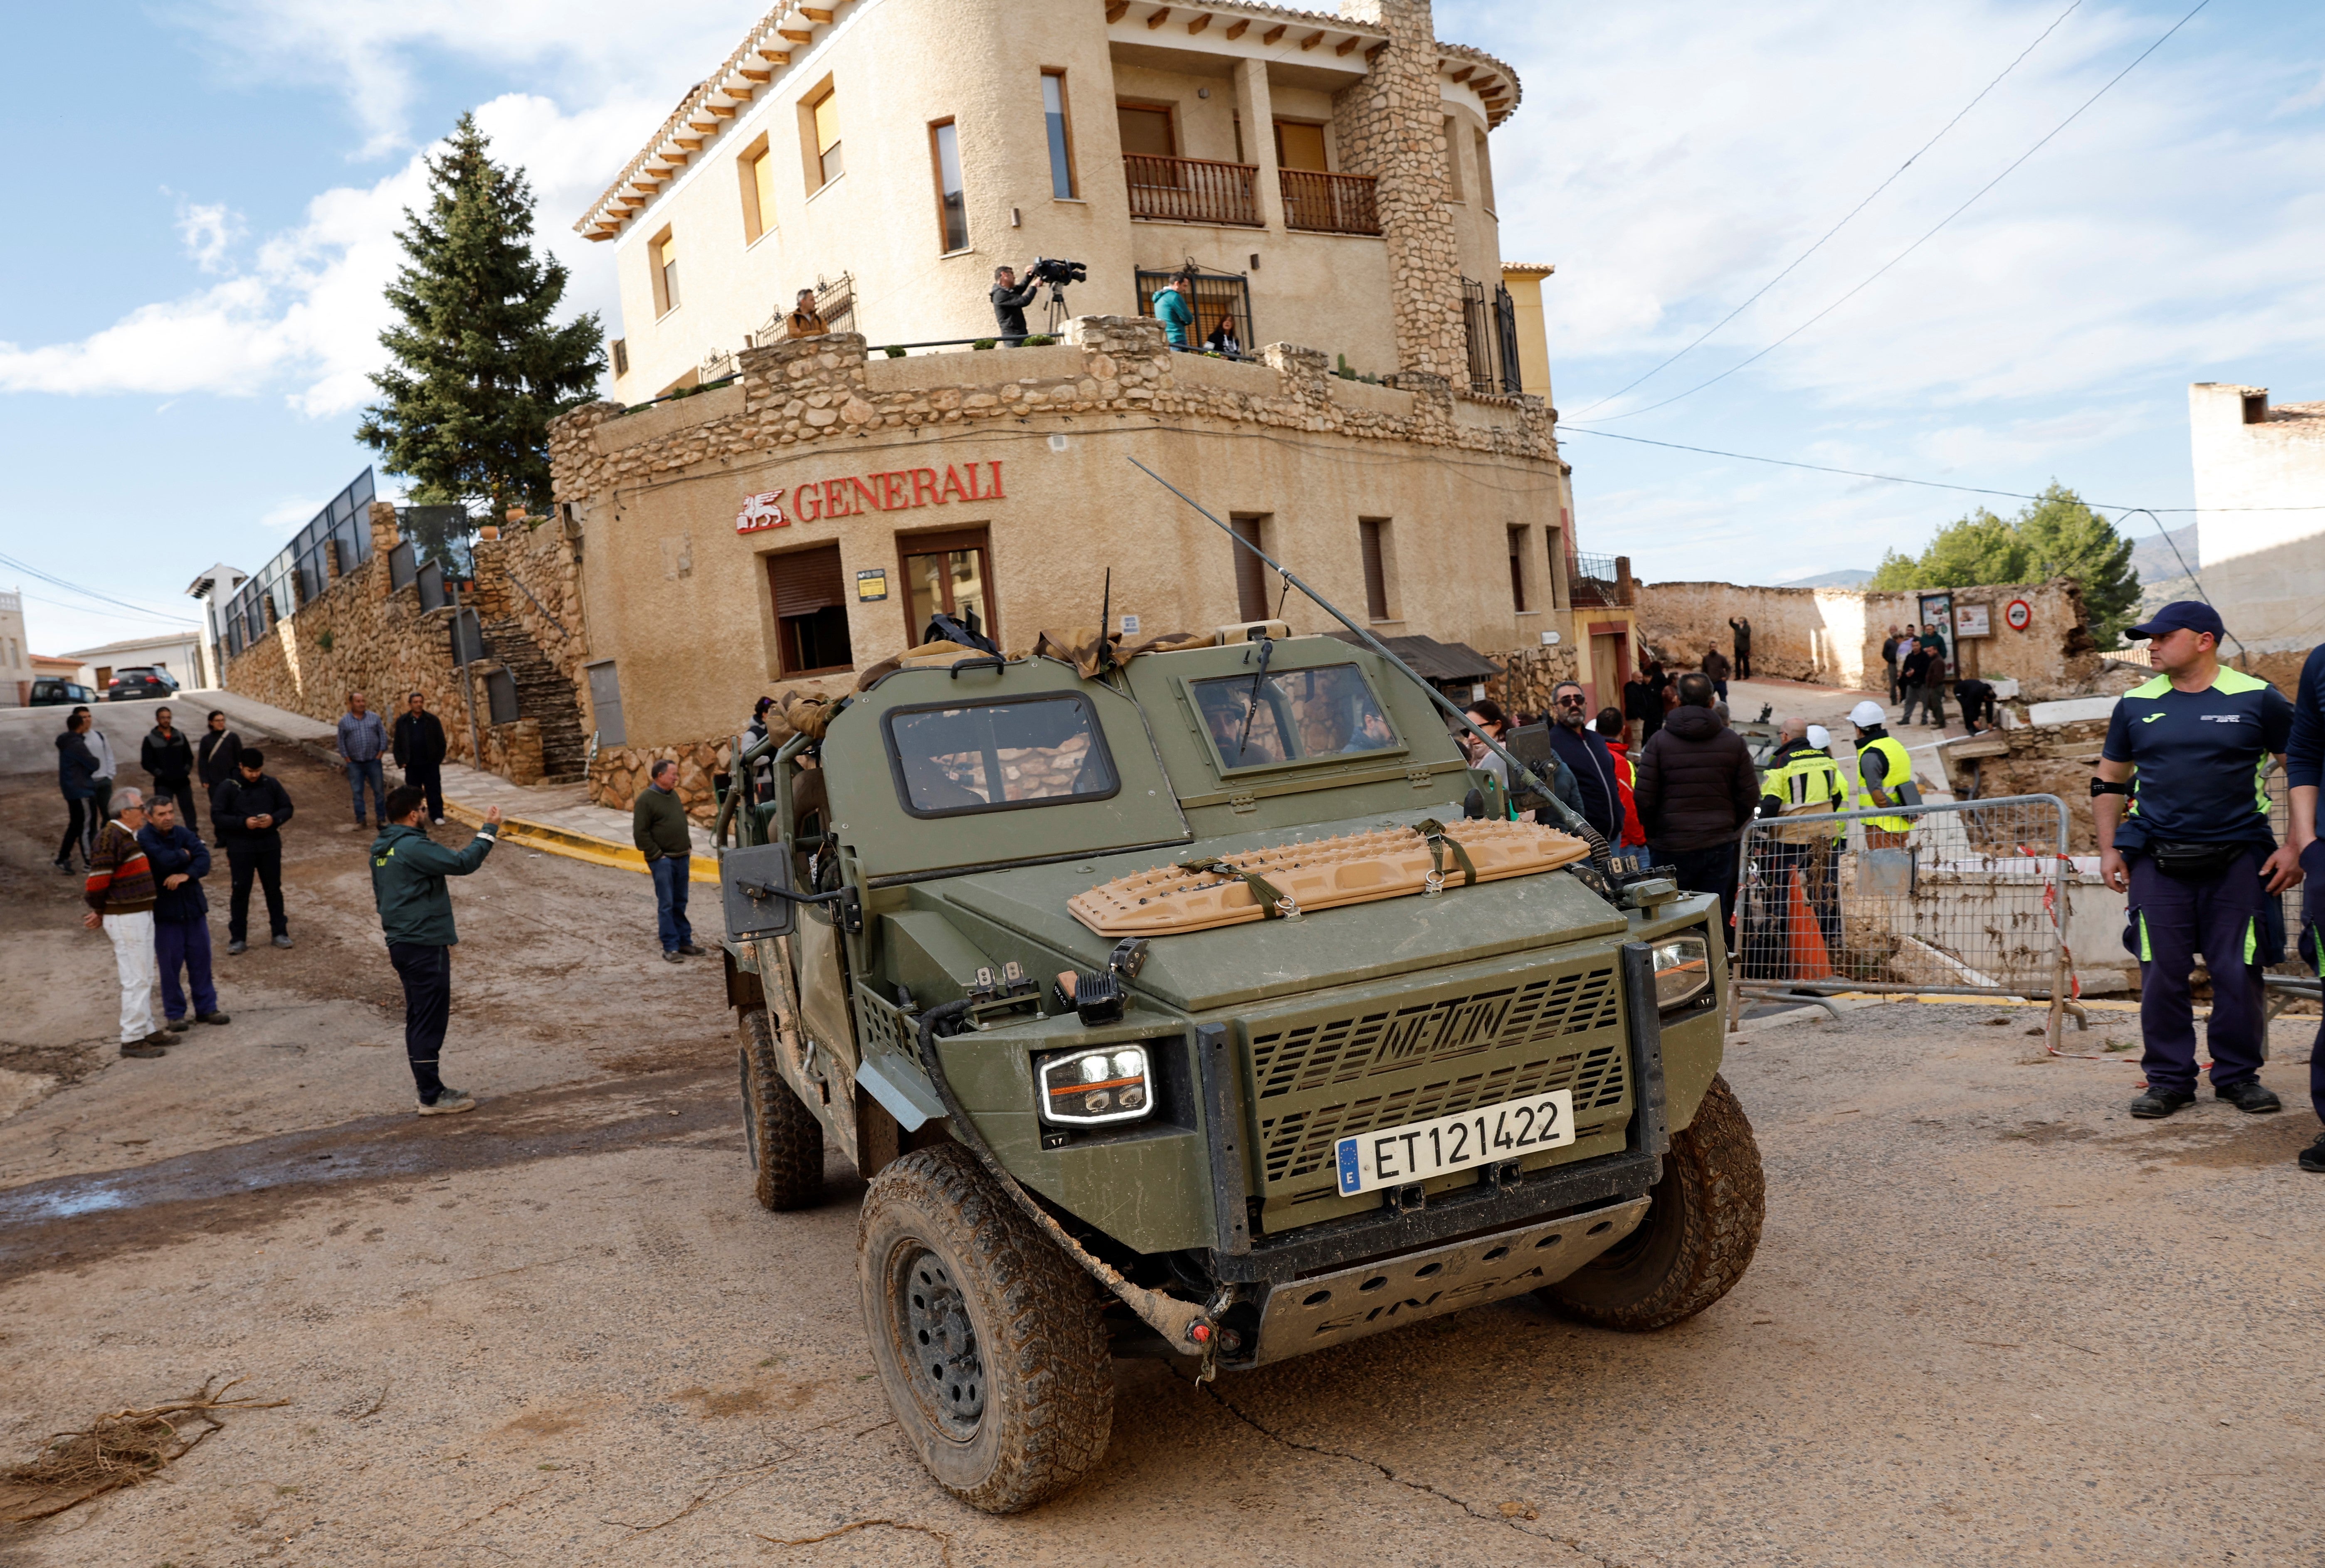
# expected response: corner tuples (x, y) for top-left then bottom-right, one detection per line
(713, 626), (1763, 1514)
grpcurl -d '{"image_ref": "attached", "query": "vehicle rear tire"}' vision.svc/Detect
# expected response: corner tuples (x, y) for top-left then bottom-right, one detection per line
(739, 1007), (824, 1212)
(1538, 1073), (1763, 1331)
(858, 1142), (1113, 1514)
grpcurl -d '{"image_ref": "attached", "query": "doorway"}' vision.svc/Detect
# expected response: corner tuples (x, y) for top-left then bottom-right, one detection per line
(899, 528), (995, 646)
(1587, 622), (1631, 719)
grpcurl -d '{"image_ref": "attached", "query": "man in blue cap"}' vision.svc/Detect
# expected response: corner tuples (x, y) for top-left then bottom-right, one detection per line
(2284, 637), (2324, 1171)
(2091, 601), (2303, 1121)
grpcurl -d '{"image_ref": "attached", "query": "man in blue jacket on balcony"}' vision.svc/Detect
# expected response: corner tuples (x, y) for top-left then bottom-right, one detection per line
(1154, 273), (1196, 349)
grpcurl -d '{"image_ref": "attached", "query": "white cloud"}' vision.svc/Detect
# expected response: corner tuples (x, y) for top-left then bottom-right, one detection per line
(0, 91), (660, 417)
(174, 200), (244, 272)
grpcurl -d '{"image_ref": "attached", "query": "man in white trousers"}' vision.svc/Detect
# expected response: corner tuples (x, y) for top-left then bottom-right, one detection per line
(81, 786), (170, 1057)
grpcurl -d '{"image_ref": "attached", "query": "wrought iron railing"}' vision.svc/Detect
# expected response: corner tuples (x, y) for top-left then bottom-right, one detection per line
(1461, 276), (1524, 396)
(1568, 552), (1627, 607)
(1280, 169), (1381, 234)
(1123, 153), (1262, 227)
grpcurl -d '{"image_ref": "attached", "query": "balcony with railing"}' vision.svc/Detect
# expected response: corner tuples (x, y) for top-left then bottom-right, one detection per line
(1567, 552), (1634, 609)
(1123, 153), (1261, 227)
(1280, 169), (1380, 235)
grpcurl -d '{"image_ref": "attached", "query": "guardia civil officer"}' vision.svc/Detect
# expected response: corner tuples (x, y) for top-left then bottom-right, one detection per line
(2283, 637), (2324, 1171)
(2092, 602), (2303, 1121)
(1846, 700), (1916, 848)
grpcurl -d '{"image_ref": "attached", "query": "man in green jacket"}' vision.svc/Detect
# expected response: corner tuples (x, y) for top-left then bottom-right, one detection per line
(370, 784), (501, 1114)
(633, 758), (703, 962)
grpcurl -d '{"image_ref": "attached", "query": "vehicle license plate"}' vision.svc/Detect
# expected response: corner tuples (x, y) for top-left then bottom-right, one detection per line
(1334, 1089), (1575, 1197)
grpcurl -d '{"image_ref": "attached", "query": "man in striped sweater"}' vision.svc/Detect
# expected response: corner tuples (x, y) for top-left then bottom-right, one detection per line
(82, 786), (170, 1058)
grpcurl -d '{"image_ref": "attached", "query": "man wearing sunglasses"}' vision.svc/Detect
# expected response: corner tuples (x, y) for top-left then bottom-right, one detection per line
(1544, 680), (1623, 844)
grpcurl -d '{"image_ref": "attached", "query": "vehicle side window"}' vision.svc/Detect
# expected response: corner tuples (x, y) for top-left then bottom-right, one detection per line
(1191, 663), (1399, 770)
(883, 695), (1119, 817)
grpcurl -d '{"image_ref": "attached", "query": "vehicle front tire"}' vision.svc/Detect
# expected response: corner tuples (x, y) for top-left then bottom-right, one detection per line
(858, 1142), (1113, 1514)
(1538, 1073), (1764, 1331)
(739, 1007), (824, 1211)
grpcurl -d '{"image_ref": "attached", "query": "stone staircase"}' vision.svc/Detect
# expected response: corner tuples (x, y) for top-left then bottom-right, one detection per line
(480, 615), (589, 784)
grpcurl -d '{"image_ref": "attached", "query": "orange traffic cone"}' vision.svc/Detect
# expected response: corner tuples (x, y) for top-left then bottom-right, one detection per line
(1785, 867), (1836, 981)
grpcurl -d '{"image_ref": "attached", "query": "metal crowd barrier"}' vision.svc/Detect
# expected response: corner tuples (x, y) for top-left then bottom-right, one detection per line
(1727, 793), (2083, 1050)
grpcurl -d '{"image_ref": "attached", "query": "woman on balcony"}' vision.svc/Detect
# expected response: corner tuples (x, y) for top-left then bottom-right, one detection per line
(1204, 315), (1242, 357)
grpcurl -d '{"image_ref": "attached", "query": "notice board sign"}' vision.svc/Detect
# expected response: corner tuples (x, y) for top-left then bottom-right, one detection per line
(1955, 603), (1992, 639)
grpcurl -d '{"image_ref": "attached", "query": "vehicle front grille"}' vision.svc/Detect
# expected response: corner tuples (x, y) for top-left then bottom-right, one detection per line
(1245, 963), (1629, 1204)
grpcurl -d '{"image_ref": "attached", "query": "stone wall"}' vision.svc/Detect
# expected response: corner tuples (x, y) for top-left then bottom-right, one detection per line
(475, 516), (590, 691)
(590, 738), (733, 826)
(1495, 643), (1582, 717)
(1632, 577), (2105, 700)
(221, 502), (489, 766)
(1934, 716), (2112, 852)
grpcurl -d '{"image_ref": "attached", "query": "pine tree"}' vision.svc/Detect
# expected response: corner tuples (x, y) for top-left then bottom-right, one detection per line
(358, 113), (604, 516)
(1866, 483), (2140, 647)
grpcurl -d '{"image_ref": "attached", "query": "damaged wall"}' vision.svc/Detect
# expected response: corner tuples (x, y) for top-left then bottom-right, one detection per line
(1631, 577), (2105, 699)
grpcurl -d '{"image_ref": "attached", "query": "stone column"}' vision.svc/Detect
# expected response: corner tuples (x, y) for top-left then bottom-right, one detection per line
(1234, 57), (1285, 233)
(1332, 0), (1466, 381)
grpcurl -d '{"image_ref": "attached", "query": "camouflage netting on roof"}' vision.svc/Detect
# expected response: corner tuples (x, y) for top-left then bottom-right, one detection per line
(1031, 627), (1211, 680)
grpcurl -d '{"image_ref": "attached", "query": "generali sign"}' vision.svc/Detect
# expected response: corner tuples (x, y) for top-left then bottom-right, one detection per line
(736, 460), (1006, 534)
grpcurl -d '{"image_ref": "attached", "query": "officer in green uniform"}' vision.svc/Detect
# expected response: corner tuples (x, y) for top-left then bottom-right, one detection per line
(1848, 700), (1916, 848)
(2092, 602), (2303, 1120)
(1748, 720), (1848, 974)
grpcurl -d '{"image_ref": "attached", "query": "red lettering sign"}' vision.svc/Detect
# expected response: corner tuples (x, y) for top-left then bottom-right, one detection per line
(758, 461), (1005, 528)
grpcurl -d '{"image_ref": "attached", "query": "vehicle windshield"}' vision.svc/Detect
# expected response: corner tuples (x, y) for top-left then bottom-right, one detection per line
(884, 695), (1118, 816)
(1190, 663), (1399, 768)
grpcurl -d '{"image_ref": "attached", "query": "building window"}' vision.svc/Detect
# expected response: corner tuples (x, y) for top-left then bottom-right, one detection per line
(1231, 514), (1271, 622)
(809, 84), (843, 190)
(1358, 518), (1395, 621)
(1275, 120), (1328, 171)
(931, 120), (970, 253)
(899, 528), (995, 647)
(1042, 71), (1077, 198)
(739, 134), (776, 243)
(1116, 103), (1176, 158)
(1508, 525), (1529, 612)
(1474, 129), (1496, 213)
(1442, 116), (1463, 200)
(767, 545), (855, 675)
(649, 228), (679, 317)
(611, 338), (627, 376)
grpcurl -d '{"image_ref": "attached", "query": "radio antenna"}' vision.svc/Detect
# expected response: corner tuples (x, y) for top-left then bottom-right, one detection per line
(1125, 456), (1612, 870)
(1097, 567), (1115, 674)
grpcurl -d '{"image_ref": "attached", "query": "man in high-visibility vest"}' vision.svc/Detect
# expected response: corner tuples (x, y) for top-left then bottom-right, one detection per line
(1848, 700), (1916, 849)
(1748, 719), (1847, 974)
(2093, 601), (2301, 1122)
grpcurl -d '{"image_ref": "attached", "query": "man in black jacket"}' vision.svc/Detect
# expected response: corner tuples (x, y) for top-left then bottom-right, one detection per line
(211, 748), (294, 954)
(391, 690), (449, 825)
(1544, 681), (1623, 843)
(1728, 616), (1753, 680)
(989, 265), (1038, 342)
(141, 706), (197, 826)
(138, 797), (228, 1032)
(197, 710), (243, 800)
(1634, 673), (1759, 943)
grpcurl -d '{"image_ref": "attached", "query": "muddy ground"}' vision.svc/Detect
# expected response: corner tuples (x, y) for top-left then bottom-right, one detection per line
(2, 718), (2321, 1566)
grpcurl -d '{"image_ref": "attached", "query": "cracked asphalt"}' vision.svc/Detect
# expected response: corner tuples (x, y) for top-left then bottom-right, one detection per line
(2, 722), (2323, 1566)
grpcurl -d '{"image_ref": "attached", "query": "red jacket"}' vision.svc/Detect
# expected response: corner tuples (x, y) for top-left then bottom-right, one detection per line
(1602, 739), (1649, 847)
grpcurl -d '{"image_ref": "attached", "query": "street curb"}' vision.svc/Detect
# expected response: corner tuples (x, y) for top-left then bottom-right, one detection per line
(441, 799), (720, 883)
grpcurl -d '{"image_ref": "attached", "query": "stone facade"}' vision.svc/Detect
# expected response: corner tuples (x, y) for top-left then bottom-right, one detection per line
(591, 738), (734, 826)
(1633, 577), (2106, 700)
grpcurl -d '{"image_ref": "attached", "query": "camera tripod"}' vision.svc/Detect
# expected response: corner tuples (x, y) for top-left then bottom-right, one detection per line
(1042, 284), (1072, 335)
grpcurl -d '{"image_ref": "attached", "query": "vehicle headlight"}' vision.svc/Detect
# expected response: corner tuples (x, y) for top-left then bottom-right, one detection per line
(1038, 1044), (1153, 1127)
(1651, 934), (1711, 1011)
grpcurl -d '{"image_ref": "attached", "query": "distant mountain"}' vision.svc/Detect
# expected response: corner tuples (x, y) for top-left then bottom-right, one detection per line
(1775, 568), (1875, 588)
(2125, 522), (2198, 586)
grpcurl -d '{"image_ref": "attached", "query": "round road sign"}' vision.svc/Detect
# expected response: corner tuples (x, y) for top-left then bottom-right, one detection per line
(2004, 598), (2032, 632)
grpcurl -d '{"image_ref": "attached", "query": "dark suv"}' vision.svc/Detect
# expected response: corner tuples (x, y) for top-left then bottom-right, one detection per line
(106, 667), (180, 701)
(30, 679), (96, 706)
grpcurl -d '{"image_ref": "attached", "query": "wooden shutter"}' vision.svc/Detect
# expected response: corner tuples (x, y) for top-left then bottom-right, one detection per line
(769, 545), (846, 617)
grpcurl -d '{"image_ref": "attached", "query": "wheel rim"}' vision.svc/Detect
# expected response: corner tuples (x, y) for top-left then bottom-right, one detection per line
(893, 1243), (985, 1440)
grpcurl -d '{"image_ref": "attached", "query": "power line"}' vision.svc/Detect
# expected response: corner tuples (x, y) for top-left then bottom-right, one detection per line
(1574, 0), (2214, 427)
(15, 590), (197, 628)
(0, 549), (201, 623)
(1556, 424), (2325, 514)
(1567, 0), (2084, 420)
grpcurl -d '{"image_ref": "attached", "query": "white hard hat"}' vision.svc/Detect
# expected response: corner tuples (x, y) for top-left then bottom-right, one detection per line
(1805, 724), (1831, 749)
(1849, 700), (1887, 728)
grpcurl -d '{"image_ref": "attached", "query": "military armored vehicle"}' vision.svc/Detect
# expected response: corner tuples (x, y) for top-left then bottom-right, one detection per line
(714, 618), (1763, 1514)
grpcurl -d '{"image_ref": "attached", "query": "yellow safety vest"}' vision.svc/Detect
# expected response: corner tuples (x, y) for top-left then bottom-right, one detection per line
(1760, 748), (1846, 841)
(1853, 734), (1914, 833)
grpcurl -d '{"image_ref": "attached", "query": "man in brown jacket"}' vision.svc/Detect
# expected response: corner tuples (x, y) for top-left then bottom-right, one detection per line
(82, 786), (171, 1057)
(1635, 673), (1759, 946)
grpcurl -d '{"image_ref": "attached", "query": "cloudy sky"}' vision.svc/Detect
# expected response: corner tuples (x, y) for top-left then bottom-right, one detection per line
(4, 0), (2320, 655)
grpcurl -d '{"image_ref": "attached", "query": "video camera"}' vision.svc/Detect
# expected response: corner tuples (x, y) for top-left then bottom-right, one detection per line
(1025, 257), (1086, 288)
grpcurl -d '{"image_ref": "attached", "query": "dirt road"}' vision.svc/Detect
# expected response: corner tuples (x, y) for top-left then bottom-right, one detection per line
(2, 711), (2320, 1566)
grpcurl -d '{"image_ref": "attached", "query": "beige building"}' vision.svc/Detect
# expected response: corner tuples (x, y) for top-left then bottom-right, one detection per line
(554, 0), (1630, 801)
(2189, 382), (2325, 687)
(0, 591), (29, 706)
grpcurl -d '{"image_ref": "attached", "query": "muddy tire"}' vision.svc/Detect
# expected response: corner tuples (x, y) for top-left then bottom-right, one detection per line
(858, 1142), (1112, 1514)
(739, 1008), (824, 1212)
(1539, 1073), (1763, 1331)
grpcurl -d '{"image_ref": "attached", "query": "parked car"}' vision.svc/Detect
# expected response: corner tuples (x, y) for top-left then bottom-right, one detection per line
(30, 679), (96, 706)
(105, 667), (180, 701)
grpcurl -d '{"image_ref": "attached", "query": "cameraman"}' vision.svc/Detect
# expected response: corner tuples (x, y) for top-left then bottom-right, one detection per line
(990, 266), (1038, 344)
